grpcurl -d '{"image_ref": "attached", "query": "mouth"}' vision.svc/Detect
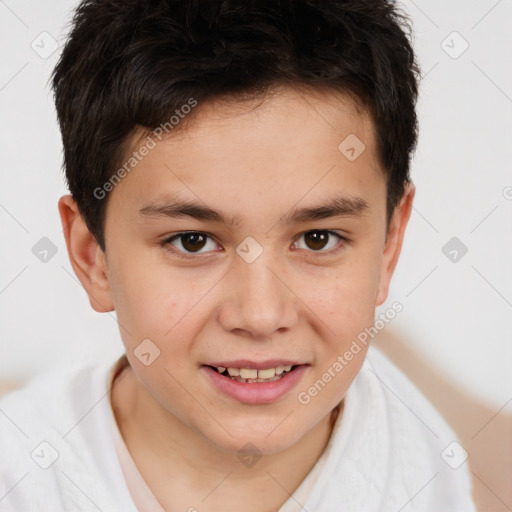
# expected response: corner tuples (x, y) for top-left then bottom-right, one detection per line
(205, 364), (300, 383)
(200, 362), (309, 405)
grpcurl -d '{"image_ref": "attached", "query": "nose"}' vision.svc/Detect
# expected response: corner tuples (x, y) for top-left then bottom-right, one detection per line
(217, 248), (299, 339)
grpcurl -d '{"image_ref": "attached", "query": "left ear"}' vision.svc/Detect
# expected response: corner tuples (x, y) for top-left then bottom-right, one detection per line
(376, 182), (415, 306)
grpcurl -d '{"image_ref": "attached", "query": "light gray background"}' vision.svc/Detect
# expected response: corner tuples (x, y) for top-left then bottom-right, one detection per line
(1, 0), (511, 409)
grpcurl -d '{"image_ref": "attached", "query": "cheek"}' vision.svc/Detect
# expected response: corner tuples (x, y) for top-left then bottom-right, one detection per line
(313, 248), (383, 328)
(107, 255), (208, 347)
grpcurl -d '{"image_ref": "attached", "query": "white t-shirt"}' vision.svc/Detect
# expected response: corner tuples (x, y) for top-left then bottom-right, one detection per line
(0, 345), (476, 511)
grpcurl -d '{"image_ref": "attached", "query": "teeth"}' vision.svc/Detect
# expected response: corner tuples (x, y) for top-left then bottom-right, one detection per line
(217, 365), (296, 381)
(258, 368), (276, 379)
(239, 368), (258, 379)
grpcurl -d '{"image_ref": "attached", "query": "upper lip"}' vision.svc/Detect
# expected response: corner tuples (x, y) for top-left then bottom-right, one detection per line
(204, 359), (306, 369)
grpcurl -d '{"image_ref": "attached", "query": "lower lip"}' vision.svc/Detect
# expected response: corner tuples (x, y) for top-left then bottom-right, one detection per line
(201, 365), (308, 405)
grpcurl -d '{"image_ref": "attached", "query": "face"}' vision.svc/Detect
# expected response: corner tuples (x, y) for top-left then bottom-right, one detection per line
(60, 85), (414, 455)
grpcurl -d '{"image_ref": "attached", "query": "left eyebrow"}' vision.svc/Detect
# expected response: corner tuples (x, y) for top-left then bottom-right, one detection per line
(138, 194), (369, 226)
(282, 195), (369, 223)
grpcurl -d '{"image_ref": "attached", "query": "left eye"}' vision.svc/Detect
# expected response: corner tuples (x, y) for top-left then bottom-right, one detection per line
(292, 230), (344, 252)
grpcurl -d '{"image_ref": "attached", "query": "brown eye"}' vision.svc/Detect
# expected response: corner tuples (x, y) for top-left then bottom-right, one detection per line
(305, 231), (329, 250)
(293, 230), (345, 253)
(164, 232), (218, 255)
(179, 233), (207, 252)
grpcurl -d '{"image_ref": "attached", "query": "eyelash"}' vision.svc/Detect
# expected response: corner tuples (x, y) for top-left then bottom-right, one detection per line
(161, 230), (349, 260)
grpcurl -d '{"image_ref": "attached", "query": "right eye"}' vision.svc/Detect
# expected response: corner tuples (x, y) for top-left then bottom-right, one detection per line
(161, 231), (222, 257)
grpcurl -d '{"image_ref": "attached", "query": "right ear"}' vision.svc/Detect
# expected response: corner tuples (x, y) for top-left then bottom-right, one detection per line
(58, 194), (114, 313)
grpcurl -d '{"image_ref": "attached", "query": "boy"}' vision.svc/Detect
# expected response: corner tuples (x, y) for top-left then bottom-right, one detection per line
(0, 0), (476, 510)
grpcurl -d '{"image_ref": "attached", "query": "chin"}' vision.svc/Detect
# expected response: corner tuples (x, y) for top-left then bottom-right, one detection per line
(203, 421), (306, 456)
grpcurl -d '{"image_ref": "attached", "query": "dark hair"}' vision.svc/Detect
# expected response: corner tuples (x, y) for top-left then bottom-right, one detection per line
(52, 0), (420, 252)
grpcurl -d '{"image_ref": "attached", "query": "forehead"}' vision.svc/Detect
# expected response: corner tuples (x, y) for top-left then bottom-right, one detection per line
(106, 85), (384, 225)
(155, 85), (375, 148)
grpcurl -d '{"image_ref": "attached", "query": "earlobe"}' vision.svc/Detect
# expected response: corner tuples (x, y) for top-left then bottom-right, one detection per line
(375, 183), (415, 306)
(58, 194), (114, 313)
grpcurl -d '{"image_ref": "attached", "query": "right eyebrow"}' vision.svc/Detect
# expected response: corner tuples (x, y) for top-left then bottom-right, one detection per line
(138, 197), (239, 226)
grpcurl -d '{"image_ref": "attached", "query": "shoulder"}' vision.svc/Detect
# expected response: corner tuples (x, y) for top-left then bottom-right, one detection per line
(0, 355), (127, 511)
(0, 357), (114, 438)
(355, 344), (476, 511)
(363, 344), (456, 440)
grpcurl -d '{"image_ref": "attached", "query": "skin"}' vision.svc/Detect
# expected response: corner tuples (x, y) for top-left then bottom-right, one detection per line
(58, 84), (414, 511)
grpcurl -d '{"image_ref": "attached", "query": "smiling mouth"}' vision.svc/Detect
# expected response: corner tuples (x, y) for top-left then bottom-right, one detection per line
(206, 365), (300, 383)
